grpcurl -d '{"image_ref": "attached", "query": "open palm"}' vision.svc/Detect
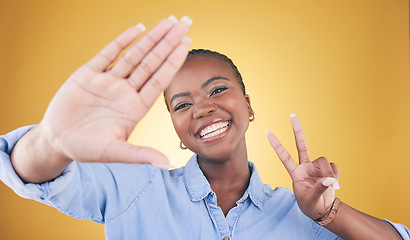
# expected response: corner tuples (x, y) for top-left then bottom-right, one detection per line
(39, 16), (191, 166)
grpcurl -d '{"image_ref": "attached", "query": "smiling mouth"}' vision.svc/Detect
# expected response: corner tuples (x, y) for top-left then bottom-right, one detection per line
(198, 121), (230, 139)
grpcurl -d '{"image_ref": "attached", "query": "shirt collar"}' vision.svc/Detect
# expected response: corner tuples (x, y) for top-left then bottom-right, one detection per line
(183, 154), (265, 209)
(184, 154), (213, 201)
(245, 161), (265, 210)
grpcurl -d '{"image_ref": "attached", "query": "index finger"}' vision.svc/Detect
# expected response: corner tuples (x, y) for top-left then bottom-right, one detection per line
(86, 24), (146, 72)
(266, 131), (298, 177)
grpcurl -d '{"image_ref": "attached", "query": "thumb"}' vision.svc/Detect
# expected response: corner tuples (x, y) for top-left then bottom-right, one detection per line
(313, 177), (340, 196)
(102, 140), (170, 166)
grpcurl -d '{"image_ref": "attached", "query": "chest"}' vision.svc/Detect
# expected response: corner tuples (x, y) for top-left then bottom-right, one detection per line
(105, 193), (323, 240)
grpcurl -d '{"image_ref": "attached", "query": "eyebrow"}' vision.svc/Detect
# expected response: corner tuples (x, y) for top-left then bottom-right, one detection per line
(201, 76), (230, 88)
(170, 92), (191, 105)
(169, 77), (230, 105)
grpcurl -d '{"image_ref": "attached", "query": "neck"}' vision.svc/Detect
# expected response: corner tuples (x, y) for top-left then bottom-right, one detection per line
(197, 138), (250, 196)
(197, 139), (251, 216)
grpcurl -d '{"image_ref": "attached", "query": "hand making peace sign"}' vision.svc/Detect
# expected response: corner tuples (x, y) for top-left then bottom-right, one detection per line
(266, 114), (340, 221)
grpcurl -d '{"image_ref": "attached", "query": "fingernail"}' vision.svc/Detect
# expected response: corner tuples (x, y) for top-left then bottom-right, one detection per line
(322, 177), (340, 189)
(152, 163), (175, 170)
(181, 15), (193, 26)
(168, 15), (178, 24)
(135, 23), (146, 32)
(181, 36), (192, 45)
(290, 113), (297, 119)
(333, 181), (340, 190)
(265, 130), (272, 136)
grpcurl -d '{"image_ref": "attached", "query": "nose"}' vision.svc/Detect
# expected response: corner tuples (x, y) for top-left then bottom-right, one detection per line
(192, 101), (217, 119)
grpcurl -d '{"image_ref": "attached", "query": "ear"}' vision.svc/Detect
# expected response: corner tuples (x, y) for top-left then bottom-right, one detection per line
(244, 94), (255, 116)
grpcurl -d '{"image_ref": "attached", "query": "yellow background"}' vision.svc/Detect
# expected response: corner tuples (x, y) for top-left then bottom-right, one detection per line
(0, 0), (409, 239)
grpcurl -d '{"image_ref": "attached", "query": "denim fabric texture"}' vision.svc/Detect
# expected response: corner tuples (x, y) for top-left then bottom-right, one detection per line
(1, 126), (409, 240)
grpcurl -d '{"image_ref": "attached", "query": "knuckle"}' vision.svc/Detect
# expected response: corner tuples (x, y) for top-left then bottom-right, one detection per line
(113, 37), (127, 50)
(127, 75), (138, 88)
(85, 61), (100, 73)
(145, 33), (158, 47)
(282, 152), (292, 162)
(317, 156), (328, 162)
(123, 53), (136, 67)
(162, 36), (177, 49)
(164, 58), (180, 71)
(129, 44), (146, 61)
(149, 50), (164, 65)
(273, 142), (282, 149)
(97, 51), (112, 65)
(110, 68), (122, 79)
(149, 76), (166, 92)
(139, 60), (155, 75)
(298, 145), (308, 153)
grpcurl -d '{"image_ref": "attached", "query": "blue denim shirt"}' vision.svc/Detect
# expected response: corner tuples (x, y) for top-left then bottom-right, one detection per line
(1, 126), (409, 240)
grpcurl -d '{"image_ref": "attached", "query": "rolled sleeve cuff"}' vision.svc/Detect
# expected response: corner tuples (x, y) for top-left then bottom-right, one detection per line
(0, 126), (75, 206)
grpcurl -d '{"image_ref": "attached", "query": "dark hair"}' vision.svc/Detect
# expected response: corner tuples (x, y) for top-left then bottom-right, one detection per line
(164, 49), (246, 111)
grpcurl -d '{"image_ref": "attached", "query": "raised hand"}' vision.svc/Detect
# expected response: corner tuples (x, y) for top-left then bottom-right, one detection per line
(12, 16), (192, 183)
(266, 114), (339, 220)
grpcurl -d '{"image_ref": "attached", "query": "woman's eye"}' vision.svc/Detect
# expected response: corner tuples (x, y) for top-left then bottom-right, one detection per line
(210, 87), (228, 96)
(174, 103), (191, 111)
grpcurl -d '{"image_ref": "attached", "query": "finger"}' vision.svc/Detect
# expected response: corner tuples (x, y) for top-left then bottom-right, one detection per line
(266, 130), (298, 177)
(110, 16), (177, 79)
(102, 140), (169, 165)
(312, 177), (336, 201)
(128, 16), (192, 91)
(330, 162), (339, 180)
(86, 25), (146, 73)
(323, 177), (340, 190)
(290, 114), (310, 164)
(138, 37), (192, 109)
(310, 157), (336, 178)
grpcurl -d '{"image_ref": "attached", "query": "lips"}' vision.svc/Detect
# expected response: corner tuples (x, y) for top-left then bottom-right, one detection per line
(197, 120), (230, 139)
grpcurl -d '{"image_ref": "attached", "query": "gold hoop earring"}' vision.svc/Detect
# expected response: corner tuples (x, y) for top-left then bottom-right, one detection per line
(249, 112), (255, 122)
(179, 141), (187, 150)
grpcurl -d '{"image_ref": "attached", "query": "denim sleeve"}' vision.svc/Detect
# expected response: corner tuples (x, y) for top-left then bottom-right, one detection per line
(0, 126), (158, 224)
(385, 220), (410, 240)
(313, 219), (410, 239)
(310, 215), (342, 239)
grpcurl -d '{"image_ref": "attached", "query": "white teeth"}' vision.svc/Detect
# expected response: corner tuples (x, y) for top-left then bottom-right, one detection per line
(199, 121), (229, 139)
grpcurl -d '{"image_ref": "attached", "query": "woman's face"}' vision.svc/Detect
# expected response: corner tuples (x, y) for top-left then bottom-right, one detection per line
(164, 56), (253, 162)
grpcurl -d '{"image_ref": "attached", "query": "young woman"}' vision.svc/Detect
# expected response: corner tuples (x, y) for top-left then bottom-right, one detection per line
(0, 16), (408, 239)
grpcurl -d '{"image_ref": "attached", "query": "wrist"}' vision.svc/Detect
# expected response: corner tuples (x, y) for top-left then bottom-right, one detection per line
(11, 125), (72, 183)
(314, 198), (341, 226)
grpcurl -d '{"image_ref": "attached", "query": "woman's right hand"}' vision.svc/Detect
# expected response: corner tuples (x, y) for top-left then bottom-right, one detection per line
(11, 16), (192, 183)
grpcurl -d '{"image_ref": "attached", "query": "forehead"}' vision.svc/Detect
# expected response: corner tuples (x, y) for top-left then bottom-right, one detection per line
(165, 56), (236, 96)
(179, 55), (235, 79)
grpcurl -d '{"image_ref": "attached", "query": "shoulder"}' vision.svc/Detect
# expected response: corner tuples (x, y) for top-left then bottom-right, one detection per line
(264, 185), (295, 199)
(262, 185), (297, 208)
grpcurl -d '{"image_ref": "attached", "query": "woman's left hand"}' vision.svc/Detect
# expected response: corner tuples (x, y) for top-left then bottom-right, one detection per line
(266, 114), (339, 220)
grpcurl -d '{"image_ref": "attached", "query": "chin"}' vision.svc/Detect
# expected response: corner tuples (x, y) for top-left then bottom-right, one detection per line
(195, 146), (238, 164)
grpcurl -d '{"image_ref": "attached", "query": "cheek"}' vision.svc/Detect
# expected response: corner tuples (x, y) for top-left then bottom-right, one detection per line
(223, 95), (250, 119)
(171, 114), (191, 140)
